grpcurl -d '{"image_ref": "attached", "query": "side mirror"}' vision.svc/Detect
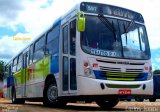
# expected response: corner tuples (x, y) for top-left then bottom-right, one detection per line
(77, 11), (86, 32)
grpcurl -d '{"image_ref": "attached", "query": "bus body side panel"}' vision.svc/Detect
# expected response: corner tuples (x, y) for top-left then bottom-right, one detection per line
(25, 54), (59, 98)
(50, 54), (59, 90)
(25, 56), (50, 98)
(14, 70), (23, 98)
(3, 78), (8, 98)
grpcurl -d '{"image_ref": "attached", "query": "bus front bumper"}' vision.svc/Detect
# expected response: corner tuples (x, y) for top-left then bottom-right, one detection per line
(77, 76), (153, 96)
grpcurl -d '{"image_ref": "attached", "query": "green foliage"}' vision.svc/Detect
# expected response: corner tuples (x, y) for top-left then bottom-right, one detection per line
(153, 70), (160, 74)
(0, 60), (5, 81)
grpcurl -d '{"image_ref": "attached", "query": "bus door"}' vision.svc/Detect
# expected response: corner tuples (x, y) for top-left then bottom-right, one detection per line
(61, 18), (77, 94)
(22, 51), (29, 97)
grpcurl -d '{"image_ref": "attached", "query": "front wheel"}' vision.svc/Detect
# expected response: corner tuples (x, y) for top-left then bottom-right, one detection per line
(135, 98), (144, 102)
(43, 80), (67, 107)
(149, 98), (156, 102)
(96, 98), (119, 109)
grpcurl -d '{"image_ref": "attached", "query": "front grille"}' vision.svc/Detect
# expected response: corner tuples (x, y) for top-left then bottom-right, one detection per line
(103, 72), (143, 81)
(126, 68), (143, 73)
(100, 66), (121, 72)
(106, 84), (141, 88)
(97, 66), (145, 81)
(94, 68), (147, 81)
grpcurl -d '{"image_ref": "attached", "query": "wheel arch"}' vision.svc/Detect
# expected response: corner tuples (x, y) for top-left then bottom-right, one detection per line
(44, 74), (57, 86)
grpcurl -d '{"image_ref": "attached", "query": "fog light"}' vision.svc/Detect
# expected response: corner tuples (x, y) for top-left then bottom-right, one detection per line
(100, 83), (105, 90)
(142, 84), (146, 90)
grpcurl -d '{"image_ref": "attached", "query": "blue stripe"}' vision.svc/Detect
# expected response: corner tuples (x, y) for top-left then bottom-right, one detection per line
(50, 54), (59, 74)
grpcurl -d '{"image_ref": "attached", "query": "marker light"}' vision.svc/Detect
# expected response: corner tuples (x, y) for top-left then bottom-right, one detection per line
(84, 62), (89, 68)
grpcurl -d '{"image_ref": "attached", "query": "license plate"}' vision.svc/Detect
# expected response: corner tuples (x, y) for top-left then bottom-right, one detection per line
(119, 90), (131, 95)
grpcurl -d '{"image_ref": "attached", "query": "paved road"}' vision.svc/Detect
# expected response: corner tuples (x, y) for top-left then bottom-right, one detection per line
(0, 99), (160, 112)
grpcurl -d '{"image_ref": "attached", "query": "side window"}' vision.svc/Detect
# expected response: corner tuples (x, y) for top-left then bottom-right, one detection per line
(4, 65), (9, 78)
(29, 44), (33, 65)
(17, 54), (23, 71)
(35, 35), (45, 51)
(46, 25), (60, 55)
(8, 64), (12, 76)
(33, 35), (45, 62)
(26, 51), (29, 67)
(70, 20), (76, 56)
(63, 26), (68, 54)
(13, 58), (17, 73)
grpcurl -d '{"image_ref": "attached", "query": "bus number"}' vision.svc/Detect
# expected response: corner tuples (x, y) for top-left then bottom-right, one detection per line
(86, 5), (97, 12)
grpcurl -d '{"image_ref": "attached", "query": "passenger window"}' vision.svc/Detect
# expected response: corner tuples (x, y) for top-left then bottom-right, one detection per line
(46, 25), (60, 55)
(47, 25), (59, 43)
(33, 36), (45, 62)
(35, 35), (45, 51)
(29, 45), (33, 65)
(17, 54), (23, 71)
(33, 49), (44, 62)
(13, 58), (17, 73)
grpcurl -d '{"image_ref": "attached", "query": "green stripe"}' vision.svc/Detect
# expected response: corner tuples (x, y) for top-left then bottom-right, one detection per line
(13, 55), (50, 85)
(107, 78), (135, 81)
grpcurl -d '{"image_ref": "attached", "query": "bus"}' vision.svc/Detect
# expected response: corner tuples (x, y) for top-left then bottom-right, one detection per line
(3, 2), (153, 109)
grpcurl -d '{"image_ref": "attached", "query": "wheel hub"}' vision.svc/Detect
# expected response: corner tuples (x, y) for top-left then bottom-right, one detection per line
(47, 85), (58, 102)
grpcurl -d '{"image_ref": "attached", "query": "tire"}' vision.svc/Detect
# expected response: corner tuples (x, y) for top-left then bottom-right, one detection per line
(12, 89), (25, 104)
(43, 79), (67, 107)
(127, 99), (131, 101)
(149, 98), (156, 102)
(96, 98), (119, 109)
(135, 98), (144, 102)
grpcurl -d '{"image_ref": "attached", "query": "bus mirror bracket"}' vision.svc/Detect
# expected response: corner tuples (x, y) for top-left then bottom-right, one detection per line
(77, 11), (86, 32)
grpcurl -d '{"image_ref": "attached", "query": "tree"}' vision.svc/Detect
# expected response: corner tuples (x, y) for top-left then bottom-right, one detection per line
(0, 60), (5, 81)
(153, 70), (160, 74)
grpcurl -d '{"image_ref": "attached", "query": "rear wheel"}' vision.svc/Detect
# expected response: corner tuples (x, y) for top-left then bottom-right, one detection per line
(149, 98), (156, 102)
(96, 98), (119, 109)
(43, 79), (67, 107)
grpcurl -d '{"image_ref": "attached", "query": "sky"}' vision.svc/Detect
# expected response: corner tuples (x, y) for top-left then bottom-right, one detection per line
(0, 0), (160, 70)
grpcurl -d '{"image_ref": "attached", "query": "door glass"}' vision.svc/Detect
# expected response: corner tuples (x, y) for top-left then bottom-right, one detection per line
(63, 56), (68, 91)
(70, 20), (76, 56)
(70, 58), (77, 90)
(63, 26), (68, 54)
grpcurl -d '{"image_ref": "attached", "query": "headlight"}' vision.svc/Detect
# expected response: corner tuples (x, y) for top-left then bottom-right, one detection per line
(147, 66), (153, 80)
(84, 62), (95, 78)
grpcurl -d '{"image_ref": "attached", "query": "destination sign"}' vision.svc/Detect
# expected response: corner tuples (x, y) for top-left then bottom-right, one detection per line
(80, 2), (144, 23)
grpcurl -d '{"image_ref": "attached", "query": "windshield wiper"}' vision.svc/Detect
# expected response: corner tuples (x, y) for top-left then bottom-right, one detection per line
(126, 19), (135, 32)
(126, 13), (140, 32)
(98, 14), (116, 41)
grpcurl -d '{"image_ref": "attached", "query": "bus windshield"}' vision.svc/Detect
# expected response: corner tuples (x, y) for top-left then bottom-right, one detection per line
(81, 15), (150, 59)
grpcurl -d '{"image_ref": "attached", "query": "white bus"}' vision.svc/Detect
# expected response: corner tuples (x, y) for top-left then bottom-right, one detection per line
(3, 2), (153, 109)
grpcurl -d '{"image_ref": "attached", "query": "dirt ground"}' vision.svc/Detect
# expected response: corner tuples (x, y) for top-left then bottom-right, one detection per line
(0, 98), (160, 112)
